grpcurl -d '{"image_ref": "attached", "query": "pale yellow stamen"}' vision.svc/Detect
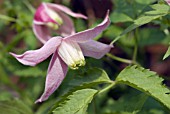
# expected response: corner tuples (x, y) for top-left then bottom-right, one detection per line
(46, 8), (63, 30)
(58, 40), (86, 70)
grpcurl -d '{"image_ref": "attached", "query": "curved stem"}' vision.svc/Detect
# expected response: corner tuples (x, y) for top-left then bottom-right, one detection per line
(98, 81), (116, 94)
(106, 53), (132, 64)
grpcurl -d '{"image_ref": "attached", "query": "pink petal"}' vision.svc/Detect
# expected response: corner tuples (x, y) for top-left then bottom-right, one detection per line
(166, 0), (170, 5)
(64, 11), (110, 43)
(79, 40), (113, 59)
(10, 37), (62, 66)
(33, 13), (75, 43)
(56, 11), (75, 37)
(33, 24), (51, 44)
(46, 3), (87, 19)
(35, 51), (67, 103)
(34, 3), (56, 24)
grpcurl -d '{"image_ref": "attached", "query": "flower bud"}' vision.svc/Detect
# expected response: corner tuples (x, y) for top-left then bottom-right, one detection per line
(46, 8), (63, 30)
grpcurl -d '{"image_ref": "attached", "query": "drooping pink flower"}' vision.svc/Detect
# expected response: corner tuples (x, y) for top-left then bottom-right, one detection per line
(33, 2), (87, 43)
(166, 0), (170, 5)
(10, 11), (112, 103)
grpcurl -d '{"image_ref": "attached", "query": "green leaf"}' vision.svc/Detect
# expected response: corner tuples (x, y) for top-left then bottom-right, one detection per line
(3, 56), (47, 77)
(163, 46), (170, 60)
(69, 68), (111, 87)
(52, 89), (98, 114)
(116, 65), (170, 109)
(23, 30), (38, 49)
(59, 68), (111, 96)
(0, 14), (16, 22)
(35, 100), (55, 114)
(135, 0), (157, 5)
(0, 99), (33, 114)
(49, 68), (111, 113)
(112, 4), (170, 43)
(110, 12), (133, 23)
(103, 93), (148, 114)
(13, 67), (46, 77)
(138, 28), (165, 47)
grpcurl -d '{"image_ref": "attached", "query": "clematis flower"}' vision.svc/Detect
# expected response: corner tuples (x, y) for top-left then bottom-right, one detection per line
(33, 2), (87, 43)
(10, 11), (112, 103)
(166, 0), (170, 5)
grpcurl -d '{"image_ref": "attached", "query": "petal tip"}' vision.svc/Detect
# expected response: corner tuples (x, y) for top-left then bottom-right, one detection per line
(35, 98), (43, 104)
(81, 15), (88, 20)
(9, 52), (37, 66)
(9, 52), (19, 58)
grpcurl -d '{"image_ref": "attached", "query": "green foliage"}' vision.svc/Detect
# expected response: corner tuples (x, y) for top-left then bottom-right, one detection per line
(59, 68), (112, 96)
(52, 89), (98, 114)
(50, 68), (111, 114)
(163, 46), (170, 60)
(102, 93), (148, 114)
(112, 3), (170, 43)
(2, 56), (47, 77)
(0, 99), (33, 114)
(110, 12), (133, 23)
(1, 0), (170, 114)
(69, 68), (112, 86)
(138, 28), (165, 47)
(116, 65), (170, 109)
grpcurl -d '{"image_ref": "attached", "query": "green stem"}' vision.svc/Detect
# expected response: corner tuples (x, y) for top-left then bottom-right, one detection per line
(106, 53), (132, 64)
(23, 0), (35, 13)
(98, 81), (116, 94)
(132, 28), (138, 62)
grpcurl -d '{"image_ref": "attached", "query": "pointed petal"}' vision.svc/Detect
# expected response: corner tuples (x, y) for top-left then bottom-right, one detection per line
(35, 52), (68, 103)
(10, 37), (62, 66)
(64, 11), (110, 43)
(33, 24), (51, 43)
(57, 12), (75, 36)
(46, 3), (87, 19)
(79, 40), (113, 59)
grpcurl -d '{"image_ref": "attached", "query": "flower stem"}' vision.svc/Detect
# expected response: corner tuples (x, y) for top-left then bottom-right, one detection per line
(106, 53), (132, 64)
(132, 28), (138, 62)
(98, 81), (116, 94)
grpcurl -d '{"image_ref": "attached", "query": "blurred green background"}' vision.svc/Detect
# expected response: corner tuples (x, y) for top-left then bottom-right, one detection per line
(1, 0), (170, 113)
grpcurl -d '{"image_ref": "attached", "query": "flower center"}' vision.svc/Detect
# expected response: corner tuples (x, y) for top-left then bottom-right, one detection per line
(58, 40), (86, 70)
(46, 8), (63, 30)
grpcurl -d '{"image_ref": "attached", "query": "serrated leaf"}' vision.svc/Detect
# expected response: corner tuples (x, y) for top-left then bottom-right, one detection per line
(49, 68), (111, 113)
(116, 65), (170, 109)
(52, 89), (98, 114)
(0, 99), (33, 114)
(69, 68), (111, 87)
(163, 46), (170, 60)
(112, 4), (170, 43)
(59, 68), (111, 96)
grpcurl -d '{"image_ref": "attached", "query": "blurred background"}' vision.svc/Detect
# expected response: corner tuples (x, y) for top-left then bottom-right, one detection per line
(0, 0), (170, 113)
